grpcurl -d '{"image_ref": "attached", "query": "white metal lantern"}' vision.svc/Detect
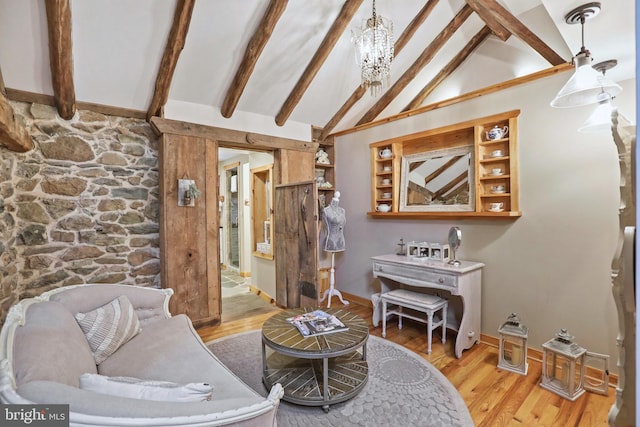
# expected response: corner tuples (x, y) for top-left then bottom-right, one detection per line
(498, 313), (528, 375)
(540, 329), (610, 400)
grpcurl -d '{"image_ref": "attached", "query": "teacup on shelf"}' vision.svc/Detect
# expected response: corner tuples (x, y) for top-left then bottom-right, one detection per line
(489, 202), (504, 212)
(382, 192), (392, 199)
(383, 166), (392, 172)
(491, 185), (505, 193)
(382, 178), (391, 185)
(491, 168), (503, 176)
(491, 150), (503, 158)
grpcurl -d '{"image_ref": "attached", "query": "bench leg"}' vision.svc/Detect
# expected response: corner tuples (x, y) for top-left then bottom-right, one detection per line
(441, 304), (447, 344)
(426, 311), (434, 354)
(382, 300), (387, 338)
(398, 305), (403, 330)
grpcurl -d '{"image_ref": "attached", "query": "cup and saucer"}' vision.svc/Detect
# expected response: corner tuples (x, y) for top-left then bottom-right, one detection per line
(490, 168), (503, 176)
(489, 202), (504, 212)
(491, 185), (506, 194)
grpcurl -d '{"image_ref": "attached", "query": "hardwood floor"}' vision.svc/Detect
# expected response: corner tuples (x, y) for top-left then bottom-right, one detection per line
(198, 301), (616, 426)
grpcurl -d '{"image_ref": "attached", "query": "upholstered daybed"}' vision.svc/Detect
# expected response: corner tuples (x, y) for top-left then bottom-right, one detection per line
(0, 284), (283, 427)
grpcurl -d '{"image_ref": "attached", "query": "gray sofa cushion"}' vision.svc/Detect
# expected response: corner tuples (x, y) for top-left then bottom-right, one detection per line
(99, 314), (261, 403)
(13, 301), (97, 388)
(50, 284), (168, 327)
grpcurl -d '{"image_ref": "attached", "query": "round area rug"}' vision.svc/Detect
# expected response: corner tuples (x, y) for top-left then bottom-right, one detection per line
(208, 330), (473, 427)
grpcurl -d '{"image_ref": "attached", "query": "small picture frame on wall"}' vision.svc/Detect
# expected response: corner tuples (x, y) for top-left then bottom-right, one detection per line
(178, 178), (195, 207)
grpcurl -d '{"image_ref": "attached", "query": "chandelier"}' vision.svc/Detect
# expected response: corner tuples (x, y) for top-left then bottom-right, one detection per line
(352, 0), (394, 96)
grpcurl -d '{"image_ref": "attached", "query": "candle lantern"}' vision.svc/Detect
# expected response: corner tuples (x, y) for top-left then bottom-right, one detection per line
(540, 329), (610, 400)
(497, 313), (528, 375)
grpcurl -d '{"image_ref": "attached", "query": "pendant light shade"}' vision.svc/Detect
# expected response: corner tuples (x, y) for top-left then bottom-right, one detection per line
(578, 92), (615, 133)
(551, 53), (622, 108)
(550, 3), (622, 108)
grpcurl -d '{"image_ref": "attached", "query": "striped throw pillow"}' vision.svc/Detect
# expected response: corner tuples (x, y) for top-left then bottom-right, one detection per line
(75, 295), (141, 365)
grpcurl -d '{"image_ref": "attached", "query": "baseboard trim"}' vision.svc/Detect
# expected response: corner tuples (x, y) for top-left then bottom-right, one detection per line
(340, 294), (617, 389)
(248, 285), (276, 305)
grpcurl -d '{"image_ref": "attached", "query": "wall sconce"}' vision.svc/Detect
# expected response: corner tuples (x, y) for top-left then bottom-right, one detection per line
(540, 329), (610, 400)
(497, 313), (528, 375)
(550, 3), (622, 108)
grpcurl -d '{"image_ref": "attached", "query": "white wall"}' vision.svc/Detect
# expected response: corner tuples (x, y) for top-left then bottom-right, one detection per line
(334, 75), (636, 367)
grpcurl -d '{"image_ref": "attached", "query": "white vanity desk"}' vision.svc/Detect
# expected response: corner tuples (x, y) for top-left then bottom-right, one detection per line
(371, 254), (484, 358)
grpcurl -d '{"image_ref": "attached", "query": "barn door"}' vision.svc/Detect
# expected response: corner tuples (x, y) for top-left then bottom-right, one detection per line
(274, 181), (318, 308)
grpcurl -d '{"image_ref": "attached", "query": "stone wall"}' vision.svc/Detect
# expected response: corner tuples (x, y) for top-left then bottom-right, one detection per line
(0, 101), (160, 321)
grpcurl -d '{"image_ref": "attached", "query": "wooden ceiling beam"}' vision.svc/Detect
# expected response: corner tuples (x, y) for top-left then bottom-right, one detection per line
(147, 0), (196, 121)
(44, 0), (76, 120)
(275, 0), (363, 127)
(464, 0), (510, 41)
(318, 0), (440, 141)
(221, 0), (288, 119)
(356, 4), (473, 126)
(466, 0), (565, 65)
(0, 91), (33, 153)
(404, 25), (492, 111)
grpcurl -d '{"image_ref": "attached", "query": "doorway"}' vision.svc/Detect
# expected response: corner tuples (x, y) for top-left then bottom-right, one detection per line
(225, 166), (240, 270)
(219, 148), (278, 322)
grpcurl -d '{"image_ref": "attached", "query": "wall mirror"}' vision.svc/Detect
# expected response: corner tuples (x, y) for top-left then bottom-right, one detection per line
(399, 145), (475, 212)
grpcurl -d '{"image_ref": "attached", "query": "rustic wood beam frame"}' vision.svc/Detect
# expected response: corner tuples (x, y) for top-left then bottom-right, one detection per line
(150, 117), (317, 153)
(5, 88), (147, 120)
(221, 0), (288, 118)
(275, 0), (364, 127)
(404, 26), (492, 111)
(331, 63), (572, 138)
(466, 0), (564, 65)
(356, 5), (474, 126)
(464, 0), (510, 41)
(147, 0), (196, 121)
(318, 0), (439, 141)
(44, 0), (76, 120)
(0, 66), (5, 95)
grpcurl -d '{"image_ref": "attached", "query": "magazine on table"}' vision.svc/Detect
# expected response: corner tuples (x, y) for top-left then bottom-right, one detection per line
(287, 310), (348, 337)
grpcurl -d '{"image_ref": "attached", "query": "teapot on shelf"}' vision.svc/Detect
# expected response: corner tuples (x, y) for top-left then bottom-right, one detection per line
(486, 125), (509, 140)
(379, 147), (392, 159)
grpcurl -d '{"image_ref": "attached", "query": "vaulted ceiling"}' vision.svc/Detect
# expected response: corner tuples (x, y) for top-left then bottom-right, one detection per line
(0, 0), (635, 145)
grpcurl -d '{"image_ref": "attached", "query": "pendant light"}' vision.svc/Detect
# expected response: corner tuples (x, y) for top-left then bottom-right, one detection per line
(578, 60), (618, 133)
(550, 3), (622, 108)
(352, 0), (394, 96)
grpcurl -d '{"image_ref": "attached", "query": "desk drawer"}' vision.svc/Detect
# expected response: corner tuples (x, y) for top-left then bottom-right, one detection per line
(373, 261), (457, 288)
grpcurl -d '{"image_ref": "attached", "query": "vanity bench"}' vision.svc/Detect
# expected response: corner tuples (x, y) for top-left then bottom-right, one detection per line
(372, 254), (484, 358)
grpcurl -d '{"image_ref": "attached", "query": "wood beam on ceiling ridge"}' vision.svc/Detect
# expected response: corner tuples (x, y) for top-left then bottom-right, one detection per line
(467, 0), (564, 66)
(464, 0), (511, 41)
(318, 0), (440, 141)
(147, 0), (196, 121)
(355, 4), (474, 126)
(274, 0), (364, 127)
(44, 0), (76, 120)
(330, 63), (572, 138)
(221, 0), (289, 119)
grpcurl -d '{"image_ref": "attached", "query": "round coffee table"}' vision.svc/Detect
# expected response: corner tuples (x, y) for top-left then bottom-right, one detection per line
(261, 308), (369, 412)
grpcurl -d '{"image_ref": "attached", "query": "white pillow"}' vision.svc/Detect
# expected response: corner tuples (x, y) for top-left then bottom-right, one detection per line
(75, 295), (141, 364)
(79, 373), (213, 402)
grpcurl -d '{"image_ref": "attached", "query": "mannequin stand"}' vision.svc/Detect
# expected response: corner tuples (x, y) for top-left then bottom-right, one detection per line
(320, 252), (349, 308)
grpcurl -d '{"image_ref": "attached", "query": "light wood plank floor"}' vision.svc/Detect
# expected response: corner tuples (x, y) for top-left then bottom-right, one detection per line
(198, 300), (615, 426)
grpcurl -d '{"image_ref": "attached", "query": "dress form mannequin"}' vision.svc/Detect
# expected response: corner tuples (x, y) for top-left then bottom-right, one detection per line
(321, 191), (349, 307)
